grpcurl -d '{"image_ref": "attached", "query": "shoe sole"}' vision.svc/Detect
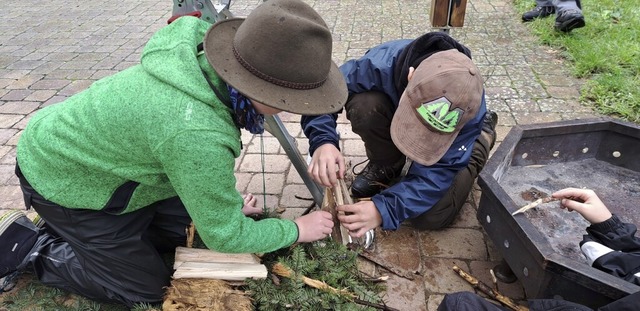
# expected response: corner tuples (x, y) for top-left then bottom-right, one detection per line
(555, 18), (585, 32)
(0, 210), (25, 236)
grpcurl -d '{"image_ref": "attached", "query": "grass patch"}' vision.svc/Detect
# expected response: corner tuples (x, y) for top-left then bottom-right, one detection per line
(514, 0), (640, 122)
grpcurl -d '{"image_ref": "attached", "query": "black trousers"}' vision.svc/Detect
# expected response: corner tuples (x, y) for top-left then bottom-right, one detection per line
(438, 292), (510, 311)
(345, 91), (492, 230)
(16, 165), (191, 307)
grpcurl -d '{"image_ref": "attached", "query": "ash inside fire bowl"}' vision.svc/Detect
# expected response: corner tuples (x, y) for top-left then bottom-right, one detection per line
(500, 158), (640, 262)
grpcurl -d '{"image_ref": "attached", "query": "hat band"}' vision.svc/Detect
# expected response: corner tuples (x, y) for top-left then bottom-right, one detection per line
(232, 45), (326, 90)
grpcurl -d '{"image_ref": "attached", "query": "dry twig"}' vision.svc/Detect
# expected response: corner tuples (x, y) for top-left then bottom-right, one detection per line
(185, 222), (195, 248)
(512, 197), (560, 216)
(271, 263), (398, 311)
(271, 263), (354, 297)
(452, 265), (529, 311)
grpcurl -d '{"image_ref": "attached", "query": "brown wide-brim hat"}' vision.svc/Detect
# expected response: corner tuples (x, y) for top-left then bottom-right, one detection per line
(203, 0), (347, 115)
(390, 49), (484, 166)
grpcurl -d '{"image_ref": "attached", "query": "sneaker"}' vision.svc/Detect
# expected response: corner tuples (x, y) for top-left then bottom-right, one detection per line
(554, 9), (585, 32)
(351, 158), (405, 198)
(33, 214), (45, 229)
(522, 6), (555, 22)
(482, 110), (499, 150)
(0, 210), (39, 278)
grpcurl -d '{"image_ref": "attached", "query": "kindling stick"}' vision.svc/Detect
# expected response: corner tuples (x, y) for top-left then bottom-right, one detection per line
(511, 197), (560, 216)
(452, 265), (529, 311)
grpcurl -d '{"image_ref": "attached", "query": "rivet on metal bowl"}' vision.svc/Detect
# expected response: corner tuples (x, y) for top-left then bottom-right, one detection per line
(521, 153), (528, 159)
(613, 151), (621, 158)
(582, 147), (589, 153)
(504, 240), (510, 248)
(523, 267), (529, 277)
(552, 151), (560, 157)
(486, 214), (491, 224)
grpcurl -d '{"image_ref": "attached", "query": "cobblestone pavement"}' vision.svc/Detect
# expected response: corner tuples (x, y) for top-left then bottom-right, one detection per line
(0, 0), (597, 310)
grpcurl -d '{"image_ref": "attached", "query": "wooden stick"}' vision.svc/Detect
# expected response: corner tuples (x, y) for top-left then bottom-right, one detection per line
(322, 187), (346, 244)
(333, 180), (354, 245)
(490, 268), (499, 292)
(512, 197), (560, 215)
(452, 265), (528, 311)
(353, 298), (400, 311)
(272, 263), (355, 297)
(271, 263), (397, 311)
(186, 222), (195, 248)
(357, 252), (415, 280)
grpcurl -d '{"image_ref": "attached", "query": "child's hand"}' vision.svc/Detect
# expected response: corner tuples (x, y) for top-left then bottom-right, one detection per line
(241, 193), (262, 216)
(552, 188), (612, 224)
(294, 211), (334, 242)
(307, 143), (345, 187)
(336, 200), (382, 238)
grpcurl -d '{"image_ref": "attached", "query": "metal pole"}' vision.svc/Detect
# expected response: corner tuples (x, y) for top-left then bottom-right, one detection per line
(264, 115), (324, 207)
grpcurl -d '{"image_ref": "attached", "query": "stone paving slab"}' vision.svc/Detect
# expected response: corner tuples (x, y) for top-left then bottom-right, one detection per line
(0, 0), (596, 309)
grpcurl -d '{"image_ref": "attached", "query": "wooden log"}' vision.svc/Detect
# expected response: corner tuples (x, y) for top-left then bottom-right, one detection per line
(173, 247), (267, 281)
(174, 247), (260, 268)
(173, 262), (267, 280)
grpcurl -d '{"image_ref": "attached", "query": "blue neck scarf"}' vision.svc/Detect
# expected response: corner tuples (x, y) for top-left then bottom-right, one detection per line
(227, 85), (265, 134)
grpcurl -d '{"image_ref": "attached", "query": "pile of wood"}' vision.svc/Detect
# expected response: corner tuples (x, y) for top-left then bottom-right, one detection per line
(164, 247), (267, 310)
(321, 179), (353, 245)
(321, 178), (371, 247)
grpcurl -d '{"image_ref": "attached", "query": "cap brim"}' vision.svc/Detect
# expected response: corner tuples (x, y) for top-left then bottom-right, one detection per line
(390, 92), (461, 166)
(203, 18), (347, 115)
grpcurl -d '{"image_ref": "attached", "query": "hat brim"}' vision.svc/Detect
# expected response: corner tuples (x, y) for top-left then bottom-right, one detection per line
(390, 92), (461, 166)
(203, 18), (347, 116)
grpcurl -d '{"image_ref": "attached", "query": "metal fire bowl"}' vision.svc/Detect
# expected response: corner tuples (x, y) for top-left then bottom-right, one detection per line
(478, 117), (640, 308)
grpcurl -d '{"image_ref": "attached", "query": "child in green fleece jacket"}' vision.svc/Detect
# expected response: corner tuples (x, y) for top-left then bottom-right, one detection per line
(1, 0), (347, 307)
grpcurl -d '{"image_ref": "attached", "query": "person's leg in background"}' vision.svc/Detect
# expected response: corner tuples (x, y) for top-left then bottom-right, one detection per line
(553, 0), (585, 32)
(522, 0), (555, 22)
(346, 91), (406, 198)
(410, 111), (497, 230)
(522, 0), (584, 32)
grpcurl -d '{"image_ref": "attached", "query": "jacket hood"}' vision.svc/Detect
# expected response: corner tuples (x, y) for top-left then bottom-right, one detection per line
(140, 17), (221, 106)
(393, 32), (472, 94)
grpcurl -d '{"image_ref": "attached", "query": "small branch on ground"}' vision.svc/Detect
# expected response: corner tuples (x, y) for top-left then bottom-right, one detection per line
(452, 265), (528, 311)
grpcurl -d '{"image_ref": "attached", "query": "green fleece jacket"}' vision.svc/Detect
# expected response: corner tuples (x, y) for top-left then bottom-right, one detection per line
(16, 17), (298, 254)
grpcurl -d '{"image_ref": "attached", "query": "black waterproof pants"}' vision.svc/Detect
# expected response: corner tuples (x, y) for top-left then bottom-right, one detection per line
(16, 165), (191, 307)
(438, 291), (640, 311)
(345, 91), (492, 230)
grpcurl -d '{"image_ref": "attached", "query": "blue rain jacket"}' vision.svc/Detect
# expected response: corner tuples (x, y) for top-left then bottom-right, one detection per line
(302, 39), (486, 230)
